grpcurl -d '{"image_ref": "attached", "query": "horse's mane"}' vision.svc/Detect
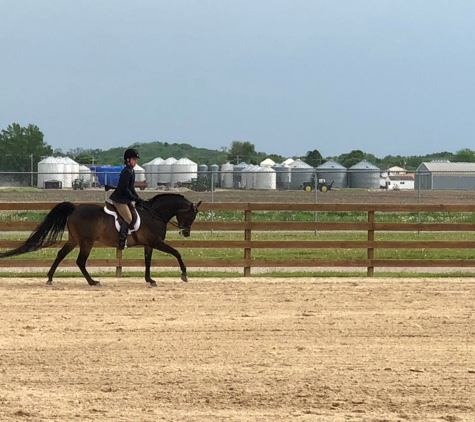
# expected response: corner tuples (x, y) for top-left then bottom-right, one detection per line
(149, 193), (189, 206)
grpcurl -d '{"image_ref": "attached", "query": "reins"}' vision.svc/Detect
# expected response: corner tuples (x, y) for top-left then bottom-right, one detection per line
(138, 201), (181, 230)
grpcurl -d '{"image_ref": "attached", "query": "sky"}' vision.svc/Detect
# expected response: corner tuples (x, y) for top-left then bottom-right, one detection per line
(1, 1), (475, 159)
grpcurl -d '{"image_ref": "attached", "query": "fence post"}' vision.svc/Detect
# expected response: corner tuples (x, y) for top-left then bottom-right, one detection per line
(244, 208), (252, 277)
(367, 210), (374, 277)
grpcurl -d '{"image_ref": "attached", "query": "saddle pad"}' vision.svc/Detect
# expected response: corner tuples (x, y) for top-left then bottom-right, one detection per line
(103, 207), (141, 234)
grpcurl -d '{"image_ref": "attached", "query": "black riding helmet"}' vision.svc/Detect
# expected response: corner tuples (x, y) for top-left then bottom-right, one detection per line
(124, 148), (140, 160)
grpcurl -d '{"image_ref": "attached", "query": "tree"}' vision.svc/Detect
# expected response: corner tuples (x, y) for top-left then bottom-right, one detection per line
(305, 149), (324, 167)
(0, 123), (53, 172)
(453, 148), (475, 163)
(227, 141), (258, 164)
(338, 150), (365, 168)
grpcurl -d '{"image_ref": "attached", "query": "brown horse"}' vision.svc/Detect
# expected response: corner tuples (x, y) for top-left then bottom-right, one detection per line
(0, 193), (201, 287)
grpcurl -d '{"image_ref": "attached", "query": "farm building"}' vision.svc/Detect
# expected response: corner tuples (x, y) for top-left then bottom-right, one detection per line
(415, 162), (475, 190)
(387, 175), (414, 190)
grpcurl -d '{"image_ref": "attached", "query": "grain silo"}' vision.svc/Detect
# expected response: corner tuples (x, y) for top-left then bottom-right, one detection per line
(241, 165), (257, 189)
(260, 158), (276, 168)
(144, 157), (164, 188)
(79, 165), (92, 186)
(170, 158), (198, 186)
(289, 159), (315, 190)
(135, 164), (146, 182)
(255, 166), (276, 190)
(157, 157), (177, 185)
(273, 163), (291, 190)
(38, 157), (63, 188)
(233, 162), (248, 188)
(316, 160), (347, 188)
(209, 164), (220, 187)
(348, 160), (380, 189)
(220, 162), (234, 188)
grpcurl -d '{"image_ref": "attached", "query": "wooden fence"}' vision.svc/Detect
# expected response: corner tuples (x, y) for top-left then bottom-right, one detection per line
(1, 201), (475, 276)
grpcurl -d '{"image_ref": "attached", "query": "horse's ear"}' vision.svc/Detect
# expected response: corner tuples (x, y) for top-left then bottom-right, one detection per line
(195, 201), (202, 210)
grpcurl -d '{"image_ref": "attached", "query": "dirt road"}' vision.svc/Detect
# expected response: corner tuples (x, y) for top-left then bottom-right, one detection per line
(0, 277), (473, 421)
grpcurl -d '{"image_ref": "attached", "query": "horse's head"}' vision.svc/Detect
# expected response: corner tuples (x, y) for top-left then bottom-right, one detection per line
(176, 201), (202, 237)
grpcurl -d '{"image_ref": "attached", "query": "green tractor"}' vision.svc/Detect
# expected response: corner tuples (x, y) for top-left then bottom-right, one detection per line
(302, 175), (334, 192)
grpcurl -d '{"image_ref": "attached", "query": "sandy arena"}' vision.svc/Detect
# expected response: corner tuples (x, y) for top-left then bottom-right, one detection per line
(0, 276), (474, 421)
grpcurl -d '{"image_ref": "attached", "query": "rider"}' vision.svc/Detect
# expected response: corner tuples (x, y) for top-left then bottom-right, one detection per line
(109, 148), (144, 250)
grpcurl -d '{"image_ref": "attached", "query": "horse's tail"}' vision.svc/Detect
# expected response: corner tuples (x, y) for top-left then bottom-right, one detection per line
(0, 202), (76, 258)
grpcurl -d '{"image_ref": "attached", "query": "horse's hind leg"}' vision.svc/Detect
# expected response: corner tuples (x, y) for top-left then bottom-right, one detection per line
(76, 242), (101, 286)
(47, 239), (77, 285)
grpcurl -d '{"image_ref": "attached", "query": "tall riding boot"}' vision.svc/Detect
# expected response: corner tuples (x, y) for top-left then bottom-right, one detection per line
(118, 221), (129, 250)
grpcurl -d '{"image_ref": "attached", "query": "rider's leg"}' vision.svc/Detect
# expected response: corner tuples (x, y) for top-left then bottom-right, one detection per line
(111, 201), (133, 250)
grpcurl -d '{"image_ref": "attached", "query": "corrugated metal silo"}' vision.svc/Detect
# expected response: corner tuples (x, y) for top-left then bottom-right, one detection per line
(316, 160), (347, 188)
(220, 162), (234, 188)
(289, 159), (315, 190)
(157, 157), (177, 185)
(255, 167), (276, 190)
(171, 158), (198, 186)
(348, 160), (380, 189)
(144, 157), (164, 188)
(233, 162), (248, 188)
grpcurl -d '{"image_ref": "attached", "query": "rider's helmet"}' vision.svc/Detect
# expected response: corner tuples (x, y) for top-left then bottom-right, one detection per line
(124, 148), (140, 160)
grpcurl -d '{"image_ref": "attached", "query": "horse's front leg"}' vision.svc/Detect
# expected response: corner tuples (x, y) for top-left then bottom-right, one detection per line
(144, 246), (158, 287)
(154, 240), (188, 282)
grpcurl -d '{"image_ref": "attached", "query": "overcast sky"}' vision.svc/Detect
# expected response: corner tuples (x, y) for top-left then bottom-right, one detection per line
(1, 1), (474, 159)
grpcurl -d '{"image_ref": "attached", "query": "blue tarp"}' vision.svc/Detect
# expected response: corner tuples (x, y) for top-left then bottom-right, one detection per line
(90, 165), (124, 187)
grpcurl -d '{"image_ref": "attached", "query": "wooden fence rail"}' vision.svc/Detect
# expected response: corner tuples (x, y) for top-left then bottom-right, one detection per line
(1, 201), (475, 276)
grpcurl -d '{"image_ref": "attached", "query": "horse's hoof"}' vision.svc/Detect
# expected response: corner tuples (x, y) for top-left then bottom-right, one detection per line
(90, 281), (102, 287)
(181, 274), (188, 282)
(148, 281), (158, 287)
(46, 281), (53, 286)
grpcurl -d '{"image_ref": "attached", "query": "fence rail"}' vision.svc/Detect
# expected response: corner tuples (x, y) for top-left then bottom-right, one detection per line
(1, 201), (475, 276)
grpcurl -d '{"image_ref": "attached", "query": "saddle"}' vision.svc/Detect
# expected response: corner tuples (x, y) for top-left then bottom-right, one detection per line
(104, 201), (141, 234)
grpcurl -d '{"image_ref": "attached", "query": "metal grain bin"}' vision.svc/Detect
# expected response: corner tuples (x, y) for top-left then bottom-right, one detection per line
(289, 159), (315, 190)
(316, 160), (347, 188)
(348, 160), (380, 189)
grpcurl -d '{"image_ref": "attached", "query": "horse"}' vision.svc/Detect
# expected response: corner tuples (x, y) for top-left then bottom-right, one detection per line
(0, 193), (202, 287)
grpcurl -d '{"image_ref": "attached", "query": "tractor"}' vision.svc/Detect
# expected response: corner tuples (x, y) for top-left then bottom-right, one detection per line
(302, 175), (334, 192)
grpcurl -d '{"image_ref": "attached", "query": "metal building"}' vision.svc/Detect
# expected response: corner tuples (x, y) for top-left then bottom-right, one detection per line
(348, 160), (380, 189)
(415, 161), (475, 190)
(316, 160), (348, 188)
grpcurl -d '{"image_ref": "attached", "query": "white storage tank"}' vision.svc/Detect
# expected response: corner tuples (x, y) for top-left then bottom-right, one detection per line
(242, 164), (258, 189)
(79, 165), (92, 185)
(135, 164), (146, 182)
(144, 157), (164, 188)
(38, 157), (63, 188)
(170, 158), (198, 186)
(282, 157), (295, 166)
(63, 156), (80, 188)
(255, 166), (276, 190)
(260, 158), (276, 168)
(157, 157), (177, 185)
(220, 162), (234, 188)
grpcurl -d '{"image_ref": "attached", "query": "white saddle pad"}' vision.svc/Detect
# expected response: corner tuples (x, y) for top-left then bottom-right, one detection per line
(104, 206), (141, 234)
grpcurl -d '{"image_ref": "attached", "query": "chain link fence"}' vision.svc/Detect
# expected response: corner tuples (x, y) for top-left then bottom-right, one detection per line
(1, 169), (475, 202)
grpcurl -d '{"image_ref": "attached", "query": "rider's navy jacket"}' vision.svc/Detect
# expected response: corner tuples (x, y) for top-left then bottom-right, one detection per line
(109, 164), (140, 204)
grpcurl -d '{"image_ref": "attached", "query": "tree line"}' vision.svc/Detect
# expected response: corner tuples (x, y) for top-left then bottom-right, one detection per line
(1, 122), (474, 172)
